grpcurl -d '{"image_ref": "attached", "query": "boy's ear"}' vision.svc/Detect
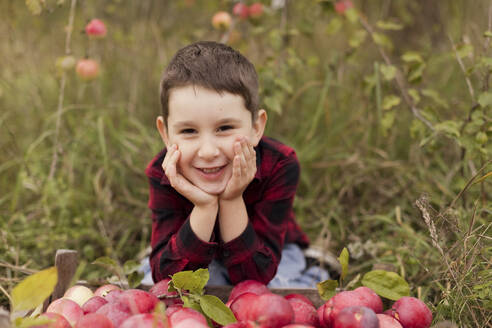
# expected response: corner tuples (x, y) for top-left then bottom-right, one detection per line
(156, 116), (170, 147)
(251, 109), (267, 146)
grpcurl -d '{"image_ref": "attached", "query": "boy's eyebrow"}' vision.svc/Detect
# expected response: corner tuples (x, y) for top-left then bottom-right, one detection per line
(172, 118), (243, 128)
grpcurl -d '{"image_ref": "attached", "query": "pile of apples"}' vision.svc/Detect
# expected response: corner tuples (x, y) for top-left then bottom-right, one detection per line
(34, 279), (432, 328)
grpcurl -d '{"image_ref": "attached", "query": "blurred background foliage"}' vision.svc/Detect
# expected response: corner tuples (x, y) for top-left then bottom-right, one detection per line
(0, 0), (490, 326)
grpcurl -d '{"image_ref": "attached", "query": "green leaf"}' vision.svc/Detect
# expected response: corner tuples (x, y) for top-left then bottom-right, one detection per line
(26, 0), (42, 15)
(123, 259), (141, 275)
(485, 31), (492, 38)
(172, 269), (209, 294)
(127, 271), (144, 289)
(14, 316), (54, 328)
(380, 64), (396, 81)
(199, 295), (237, 326)
(382, 95), (401, 110)
(435, 120), (461, 138)
(12, 267), (58, 312)
(362, 270), (410, 300)
(408, 62), (426, 83)
(408, 89), (421, 104)
(457, 44), (473, 59)
(345, 8), (359, 23)
(372, 33), (393, 50)
(325, 17), (342, 35)
(317, 279), (338, 300)
(381, 111), (396, 137)
(349, 29), (368, 48)
(401, 51), (423, 63)
(338, 247), (349, 282)
(376, 20), (403, 30)
(478, 92), (492, 107)
(421, 89), (448, 108)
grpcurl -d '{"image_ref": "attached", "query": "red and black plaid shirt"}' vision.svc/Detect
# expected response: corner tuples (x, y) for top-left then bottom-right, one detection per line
(145, 136), (309, 285)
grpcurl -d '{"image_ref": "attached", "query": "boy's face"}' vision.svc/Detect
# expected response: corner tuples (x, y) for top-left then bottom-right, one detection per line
(157, 85), (267, 195)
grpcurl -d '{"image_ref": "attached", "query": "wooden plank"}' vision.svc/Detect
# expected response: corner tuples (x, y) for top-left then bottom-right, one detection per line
(42, 249), (78, 311)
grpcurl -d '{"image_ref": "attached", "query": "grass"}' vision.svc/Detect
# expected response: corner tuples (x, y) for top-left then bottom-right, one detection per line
(0, 1), (490, 326)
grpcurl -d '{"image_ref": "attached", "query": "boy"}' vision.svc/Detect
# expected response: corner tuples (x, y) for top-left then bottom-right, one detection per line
(144, 41), (327, 286)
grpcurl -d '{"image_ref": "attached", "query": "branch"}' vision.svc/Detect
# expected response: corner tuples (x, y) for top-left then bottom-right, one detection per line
(48, 0), (77, 180)
(358, 14), (435, 131)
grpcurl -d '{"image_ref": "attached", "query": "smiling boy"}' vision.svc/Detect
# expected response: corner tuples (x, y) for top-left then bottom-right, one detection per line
(145, 41), (321, 286)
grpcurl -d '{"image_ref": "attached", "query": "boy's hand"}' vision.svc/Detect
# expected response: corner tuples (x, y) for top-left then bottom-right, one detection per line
(220, 136), (257, 201)
(162, 144), (218, 207)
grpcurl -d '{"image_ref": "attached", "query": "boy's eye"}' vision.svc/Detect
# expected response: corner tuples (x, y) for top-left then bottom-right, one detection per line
(180, 128), (196, 134)
(217, 125), (233, 132)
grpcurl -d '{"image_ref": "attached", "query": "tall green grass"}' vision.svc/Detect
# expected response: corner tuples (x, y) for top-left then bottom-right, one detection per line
(0, 1), (490, 326)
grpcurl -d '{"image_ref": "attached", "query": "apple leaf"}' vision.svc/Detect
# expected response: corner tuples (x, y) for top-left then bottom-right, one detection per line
(338, 247), (349, 282)
(12, 266), (58, 312)
(14, 316), (54, 328)
(382, 95), (401, 110)
(25, 0), (42, 15)
(380, 64), (396, 81)
(402, 51), (423, 63)
(317, 279), (338, 300)
(361, 270), (410, 300)
(376, 20), (403, 30)
(478, 92), (492, 108)
(172, 268), (209, 294)
(199, 295), (237, 326)
(372, 33), (394, 50)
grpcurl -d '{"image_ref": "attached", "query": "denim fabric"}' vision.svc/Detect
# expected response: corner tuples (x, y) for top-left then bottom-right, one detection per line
(139, 243), (329, 288)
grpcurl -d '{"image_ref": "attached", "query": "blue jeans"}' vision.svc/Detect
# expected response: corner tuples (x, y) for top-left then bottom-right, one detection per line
(139, 243), (329, 288)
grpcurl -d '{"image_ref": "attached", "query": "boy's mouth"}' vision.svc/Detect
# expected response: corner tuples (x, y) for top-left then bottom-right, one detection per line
(196, 165), (227, 179)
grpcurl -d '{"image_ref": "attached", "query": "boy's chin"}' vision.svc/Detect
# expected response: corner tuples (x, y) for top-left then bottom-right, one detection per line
(197, 184), (226, 196)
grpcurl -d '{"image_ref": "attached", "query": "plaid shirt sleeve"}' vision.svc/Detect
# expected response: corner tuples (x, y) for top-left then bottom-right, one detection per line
(145, 150), (219, 283)
(217, 142), (302, 285)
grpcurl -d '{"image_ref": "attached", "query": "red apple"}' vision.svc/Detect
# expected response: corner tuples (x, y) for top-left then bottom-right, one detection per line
(230, 292), (260, 322)
(119, 313), (169, 328)
(287, 298), (319, 326)
(75, 313), (113, 328)
(95, 302), (132, 327)
(248, 3), (264, 19)
(32, 312), (71, 328)
(317, 302), (329, 328)
(321, 289), (384, 326)
(165, 304), (183, 317)
(94, 284), (120, 298)
(377, 314), (403, 328)
(353, 287), (383, 313)
(172, 317), (210, 328)
(75, 59), (100, 81)
(233, 3), (249, 19)
(223, 322), (248, 328)
(228, 280), (271, 304)
(282, 325), (317, 328)
(212, 11), (232, 30)
(248, 293), (294, 327)
(386, 297), (432, 328)
(168, 307), (208, 327)
(46, 298), (84, 327)
(85, 19), (107, 38)
(64, 285), (94, 307)
(334, 1), (353, 14)
(285, 294), (314, 307)
(118, 289), (160, 314)
(332, 306), (379, 328)
(149, 278), (183, 306)
(82, 296), (108, 314)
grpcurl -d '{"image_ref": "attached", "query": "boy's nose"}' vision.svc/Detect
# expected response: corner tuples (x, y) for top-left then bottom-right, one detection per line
(197, 138), (220, 159)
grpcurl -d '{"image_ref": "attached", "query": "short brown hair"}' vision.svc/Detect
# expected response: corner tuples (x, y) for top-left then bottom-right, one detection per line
(160, 41), (259, 125)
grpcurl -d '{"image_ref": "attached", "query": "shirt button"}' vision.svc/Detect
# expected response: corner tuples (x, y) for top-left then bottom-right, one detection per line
(208, 248), (214, 255)
(223, 250), (230, 257)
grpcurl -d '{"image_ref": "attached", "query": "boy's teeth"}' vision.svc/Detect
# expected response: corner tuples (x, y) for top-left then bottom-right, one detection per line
(202, 167), (221, 173)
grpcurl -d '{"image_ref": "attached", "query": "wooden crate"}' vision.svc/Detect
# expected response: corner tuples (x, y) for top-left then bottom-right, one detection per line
(45, 249), (324, 309)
